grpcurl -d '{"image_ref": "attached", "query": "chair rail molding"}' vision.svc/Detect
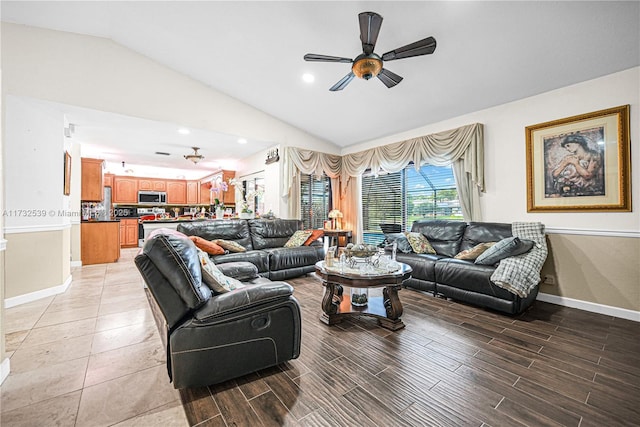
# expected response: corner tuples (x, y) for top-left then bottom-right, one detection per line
(545, 227), (639, 239)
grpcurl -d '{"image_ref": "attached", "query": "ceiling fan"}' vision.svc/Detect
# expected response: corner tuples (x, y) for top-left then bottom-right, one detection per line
(304, 11), (436, 91)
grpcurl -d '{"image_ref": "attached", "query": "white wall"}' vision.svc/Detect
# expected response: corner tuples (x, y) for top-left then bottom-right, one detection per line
(343, 67), (640, 232)
(4, 96), (71, 231)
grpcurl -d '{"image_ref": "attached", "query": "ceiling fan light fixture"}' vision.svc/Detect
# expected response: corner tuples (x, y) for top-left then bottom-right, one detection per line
(352, 54), (382, 80)
(184, 146), (204, 164)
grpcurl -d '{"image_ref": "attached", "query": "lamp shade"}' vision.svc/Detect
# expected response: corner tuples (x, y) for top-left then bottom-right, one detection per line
(328, 209), (343, 219)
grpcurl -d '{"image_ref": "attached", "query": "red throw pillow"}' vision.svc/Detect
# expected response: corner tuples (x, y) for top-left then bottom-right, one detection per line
(189, 236), (225, 255)
(304, 229), (324, 246)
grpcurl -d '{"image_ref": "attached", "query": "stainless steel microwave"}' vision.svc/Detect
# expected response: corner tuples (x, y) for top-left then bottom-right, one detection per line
(138, 191), (167, 205)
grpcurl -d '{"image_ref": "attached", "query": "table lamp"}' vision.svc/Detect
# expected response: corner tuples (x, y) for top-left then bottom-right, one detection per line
(328, 209), (343, 230)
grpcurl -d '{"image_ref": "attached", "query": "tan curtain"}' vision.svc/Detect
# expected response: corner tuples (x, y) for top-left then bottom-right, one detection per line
(282, 122), (484, 222)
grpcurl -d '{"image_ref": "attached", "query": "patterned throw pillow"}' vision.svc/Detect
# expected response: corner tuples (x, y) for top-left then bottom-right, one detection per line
(303, 229), (324, 246)
(404, 232), (436, 254)
(213, 239), (247, 253)
(285, 230), (313, 248)
(454, 242), (496, 260)
(475, 237), (535, 265)
(196, 249), (245, 294)
(189, 236), (225, 255)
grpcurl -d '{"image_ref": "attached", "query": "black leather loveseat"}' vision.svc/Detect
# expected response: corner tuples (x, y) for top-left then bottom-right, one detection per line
(177, 219), (324, 281)
(390, 220), (541, 315)
(135, 230), (301, 388)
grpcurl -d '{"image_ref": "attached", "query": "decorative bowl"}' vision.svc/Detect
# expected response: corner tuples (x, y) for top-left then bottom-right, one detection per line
(344, 249), (378, 259)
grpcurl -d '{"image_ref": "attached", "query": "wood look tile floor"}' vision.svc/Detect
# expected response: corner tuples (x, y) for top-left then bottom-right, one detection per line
(2, 249), (639, 426)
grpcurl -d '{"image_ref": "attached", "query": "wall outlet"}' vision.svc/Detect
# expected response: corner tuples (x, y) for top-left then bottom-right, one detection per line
(543, 275), (556, 285)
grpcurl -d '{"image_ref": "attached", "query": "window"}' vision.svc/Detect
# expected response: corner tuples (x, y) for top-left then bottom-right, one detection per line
(300, 174), (332, 229)
(362, 164), (460, 244)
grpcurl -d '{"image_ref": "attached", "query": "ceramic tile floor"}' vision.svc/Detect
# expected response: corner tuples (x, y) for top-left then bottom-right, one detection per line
(1, 248), (189, 427)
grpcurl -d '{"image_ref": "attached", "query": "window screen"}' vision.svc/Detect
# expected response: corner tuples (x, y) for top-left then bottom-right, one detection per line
(300, 174), (331, 229)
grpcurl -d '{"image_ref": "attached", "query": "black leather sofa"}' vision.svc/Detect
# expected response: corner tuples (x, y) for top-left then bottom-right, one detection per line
(135, 231), (302, 388)
(392, 220), (539, 315)
(177, 218), (324, 280)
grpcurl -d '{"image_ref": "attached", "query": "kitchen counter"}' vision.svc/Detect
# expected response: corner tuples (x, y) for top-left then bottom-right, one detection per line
(82, 219), (120, 223)
(140, 218), (209, 223)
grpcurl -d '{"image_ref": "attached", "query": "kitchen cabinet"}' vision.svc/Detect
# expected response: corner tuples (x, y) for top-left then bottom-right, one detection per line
(186, 181), (199, 204)
(167, 180), (187, 204)
(81, 221), (120, 265)
(213, 170), (236, 205)
(200, 181), (211, 205)
(119, 218), (139, 248)
(103, 173), (114, 188)
(81, 158), (104, 201)
(138, 178), (166, 191)
(113, 177), (138, 204)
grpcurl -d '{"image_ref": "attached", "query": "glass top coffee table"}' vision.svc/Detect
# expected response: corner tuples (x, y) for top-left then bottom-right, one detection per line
(314, 260), (412, 331)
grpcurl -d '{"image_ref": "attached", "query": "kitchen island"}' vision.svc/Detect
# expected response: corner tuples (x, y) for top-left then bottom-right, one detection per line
(81, 220), (121, 265)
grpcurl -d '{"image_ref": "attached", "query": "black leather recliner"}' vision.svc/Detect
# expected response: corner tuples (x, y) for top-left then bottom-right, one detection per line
(135, 231), (302, 388)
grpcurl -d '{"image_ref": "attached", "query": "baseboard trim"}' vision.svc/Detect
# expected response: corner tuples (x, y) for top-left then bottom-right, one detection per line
(70, 260), (82, 268)
(4, 275), (72, 308)
(537, 292), (640, 322)
(1, 358), (10, 385)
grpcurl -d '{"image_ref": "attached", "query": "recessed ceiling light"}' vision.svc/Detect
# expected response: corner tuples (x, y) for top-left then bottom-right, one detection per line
(302, 73), (315, 83)
(178, 128), (190, 135)
(238, 138), (248, 144)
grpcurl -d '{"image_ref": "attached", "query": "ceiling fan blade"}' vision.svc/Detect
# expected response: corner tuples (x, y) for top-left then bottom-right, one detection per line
(381, 36), (437, 61)
(304, 53), (353, 63)
(359, 11), (383, 55)
(377, 68), (403, 88)
(329, 72), (355, 91)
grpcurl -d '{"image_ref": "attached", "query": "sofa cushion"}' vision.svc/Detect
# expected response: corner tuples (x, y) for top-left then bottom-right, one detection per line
(189, 236), (225, 255)
(395, 252), (444, 283)
(435, 258), (517, 300)
(249, 219), (304, 249)
(265, 246), (324, 271)
(454, 242), (496, 261)
(410, 220), (467, 257)
(460, 222), (512, 252)
(177, 220), (254, 251)
(197, 248), (245, 294)
(385, 233), (413, 253)
(475, 237), (534, 265)
(211, 250), (270, 274)
(215, 239), (247, 253)
(404, 232), (436, 254)
(284, 230), (313, 248)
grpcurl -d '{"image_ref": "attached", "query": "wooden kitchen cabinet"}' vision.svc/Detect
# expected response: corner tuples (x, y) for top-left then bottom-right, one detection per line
(166, 180), (187, 204)
(81, 221), (120, 265)
(138, 178), (166, 192)
(200, 181), (211, 205)
(103, 173), (114, 188)
(81, 158), (104, 201)
(119, 218), (139, 248)
(186, 181), (199, 204)
(211, 170), (235, 205)
(113, 177), (138, 204)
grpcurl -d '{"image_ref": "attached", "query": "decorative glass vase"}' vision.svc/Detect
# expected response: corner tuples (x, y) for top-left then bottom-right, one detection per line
(350, 287), (368, 307)
(215, 207), (224, 219)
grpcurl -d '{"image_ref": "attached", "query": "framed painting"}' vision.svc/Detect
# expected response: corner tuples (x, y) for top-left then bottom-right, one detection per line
(63, 151), (72, 196)
(525, 105), (630, 212)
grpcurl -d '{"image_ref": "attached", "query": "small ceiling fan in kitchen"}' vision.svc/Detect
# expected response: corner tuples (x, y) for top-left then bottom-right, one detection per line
(303, 11), (437, 91)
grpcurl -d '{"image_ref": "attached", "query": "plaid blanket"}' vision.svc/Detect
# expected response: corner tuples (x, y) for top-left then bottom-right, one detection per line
(491, 222), (548, 298)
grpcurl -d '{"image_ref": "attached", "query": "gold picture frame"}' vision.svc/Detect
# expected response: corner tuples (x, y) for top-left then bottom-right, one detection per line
(63, 151), (72, 196)
(525, 105), (630, 212)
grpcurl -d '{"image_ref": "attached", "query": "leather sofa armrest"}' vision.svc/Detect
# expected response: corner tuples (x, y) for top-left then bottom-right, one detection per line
(216, 261), (259, 281)
(193, 282), (294, 322)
